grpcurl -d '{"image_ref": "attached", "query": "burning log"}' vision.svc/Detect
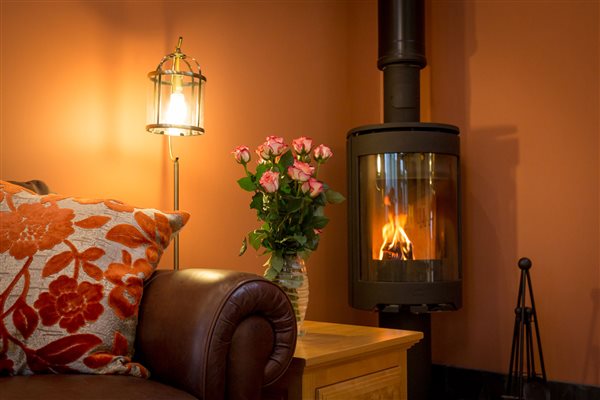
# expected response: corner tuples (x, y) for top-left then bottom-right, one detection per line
(379, 189), (415, 261)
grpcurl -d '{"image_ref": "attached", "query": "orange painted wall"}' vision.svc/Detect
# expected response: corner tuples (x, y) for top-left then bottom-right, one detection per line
(428, 0), (600, 387)
(1, 0), (599, 388)
(0, 0), (377, 327)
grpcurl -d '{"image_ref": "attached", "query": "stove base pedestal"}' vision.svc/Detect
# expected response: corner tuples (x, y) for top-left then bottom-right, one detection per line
(379, 308), (432, 400)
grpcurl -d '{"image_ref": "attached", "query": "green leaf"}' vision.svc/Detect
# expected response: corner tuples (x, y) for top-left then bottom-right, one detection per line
(237, 176), (256, 191)
(307, 235), (320, 251)
(279, 180), (292, 194)
(292, 235), (307, 246)
(255, 163), (270, 182)
(311, 216), (329, 229)
(313, 193), (327, 206)
(278, 150), (294, 170)
(250, 192), (263, 210)
(249, 230), (265, 250)
(257, 163), (269, 172)
(284, 197), (304, 213)
(239, 237), (248, 256)
(325, 189), (345, 204)
(270, 253), (284, 273)
(263, 266), (278, 281)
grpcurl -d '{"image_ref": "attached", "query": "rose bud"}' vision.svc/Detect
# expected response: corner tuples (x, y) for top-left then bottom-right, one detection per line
(287, 160), (315, 182)
(313, 144), (333, 163)
(232, 145), (251, 164)
(256, 144), (271, 161)
(292, 136), (313, 155)
(306, 178), (324, 198)
(259, 170), (280, 193)
(301, 177), (324, 198)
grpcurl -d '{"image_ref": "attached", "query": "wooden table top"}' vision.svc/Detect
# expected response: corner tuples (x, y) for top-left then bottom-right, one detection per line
(295, 321), (424, 367)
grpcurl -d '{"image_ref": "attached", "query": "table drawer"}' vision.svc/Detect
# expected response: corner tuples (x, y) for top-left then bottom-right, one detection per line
(316, 367), (404, 400)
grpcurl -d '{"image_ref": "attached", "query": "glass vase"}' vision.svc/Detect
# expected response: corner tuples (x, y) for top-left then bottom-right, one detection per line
(274, 254), (309, 336)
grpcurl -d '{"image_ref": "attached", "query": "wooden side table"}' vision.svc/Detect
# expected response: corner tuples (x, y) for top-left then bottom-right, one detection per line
(263, 320), (423, 400)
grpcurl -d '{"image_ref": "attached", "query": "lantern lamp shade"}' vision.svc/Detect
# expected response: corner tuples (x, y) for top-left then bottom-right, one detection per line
(146, 38), (206, 137)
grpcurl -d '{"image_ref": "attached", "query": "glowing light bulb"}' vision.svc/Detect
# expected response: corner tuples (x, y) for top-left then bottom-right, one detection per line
(165, 92), (188, 125)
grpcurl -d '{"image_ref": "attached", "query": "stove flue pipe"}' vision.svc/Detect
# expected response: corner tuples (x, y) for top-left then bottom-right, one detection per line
(378, 0), (426, 123)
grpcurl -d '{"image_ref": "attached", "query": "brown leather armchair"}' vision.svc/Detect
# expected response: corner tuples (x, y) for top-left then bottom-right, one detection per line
(0, 268), (297, 399)
(1, 180), (296, 399)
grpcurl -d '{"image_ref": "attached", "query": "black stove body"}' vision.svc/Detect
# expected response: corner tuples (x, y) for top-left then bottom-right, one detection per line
(347, 122), (461, 311)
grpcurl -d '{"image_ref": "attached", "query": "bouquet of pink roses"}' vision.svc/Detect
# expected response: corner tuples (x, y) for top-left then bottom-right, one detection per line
(233, 136), (344, 280)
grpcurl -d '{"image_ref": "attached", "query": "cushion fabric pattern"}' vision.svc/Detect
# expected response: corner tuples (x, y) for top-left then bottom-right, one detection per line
(0, 180), (189, 377)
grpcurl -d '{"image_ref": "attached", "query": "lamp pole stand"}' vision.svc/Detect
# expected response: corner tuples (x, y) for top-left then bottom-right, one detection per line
(169, 137), (180, 271)
(173, 156), (180, 270)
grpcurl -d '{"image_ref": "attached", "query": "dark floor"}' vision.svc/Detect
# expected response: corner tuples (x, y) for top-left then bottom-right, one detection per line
(431, 365), (600, 400)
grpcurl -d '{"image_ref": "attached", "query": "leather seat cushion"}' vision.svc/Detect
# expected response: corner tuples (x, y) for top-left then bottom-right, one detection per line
(0, 375), (197, 400)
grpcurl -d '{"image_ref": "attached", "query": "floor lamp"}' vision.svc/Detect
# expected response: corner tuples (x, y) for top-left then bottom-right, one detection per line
(146, 37), (206, 270)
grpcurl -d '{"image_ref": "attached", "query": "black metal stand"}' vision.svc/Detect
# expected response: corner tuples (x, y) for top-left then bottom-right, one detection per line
(503, 257), (549, 400)
(380, 307), (431, 400)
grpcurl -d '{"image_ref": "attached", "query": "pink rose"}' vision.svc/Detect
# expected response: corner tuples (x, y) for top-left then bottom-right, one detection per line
(287, 160), (315, 182)
(265, 136), (287, 156)
(265, 135), (285, 144)
(292, 137), (313, 155)
(313, 144), (333, 163)
(256, 144), (270, 160)
(257, 136), (288, 160)
(301, 178), (324, 198)
(259, 170), (280, 193)
(232, 145), (251, 164)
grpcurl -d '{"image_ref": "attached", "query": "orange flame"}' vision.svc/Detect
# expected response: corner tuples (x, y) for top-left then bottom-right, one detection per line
(379, 213), (414, 261)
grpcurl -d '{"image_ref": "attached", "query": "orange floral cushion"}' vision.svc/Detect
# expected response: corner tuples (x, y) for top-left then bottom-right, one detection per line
(0, 180), (190, 377)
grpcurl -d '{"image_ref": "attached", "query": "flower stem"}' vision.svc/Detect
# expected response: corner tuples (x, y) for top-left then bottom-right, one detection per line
(274, 191), (279, 216)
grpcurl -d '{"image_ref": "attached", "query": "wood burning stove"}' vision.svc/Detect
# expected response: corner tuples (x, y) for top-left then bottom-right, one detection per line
(348, 123), (461, 310)
(346, 1), (461, 399)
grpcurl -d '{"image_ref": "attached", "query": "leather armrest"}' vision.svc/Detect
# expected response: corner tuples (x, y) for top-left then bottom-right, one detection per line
(8, 179), (50, 194)
(135, 268), (297, 400)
